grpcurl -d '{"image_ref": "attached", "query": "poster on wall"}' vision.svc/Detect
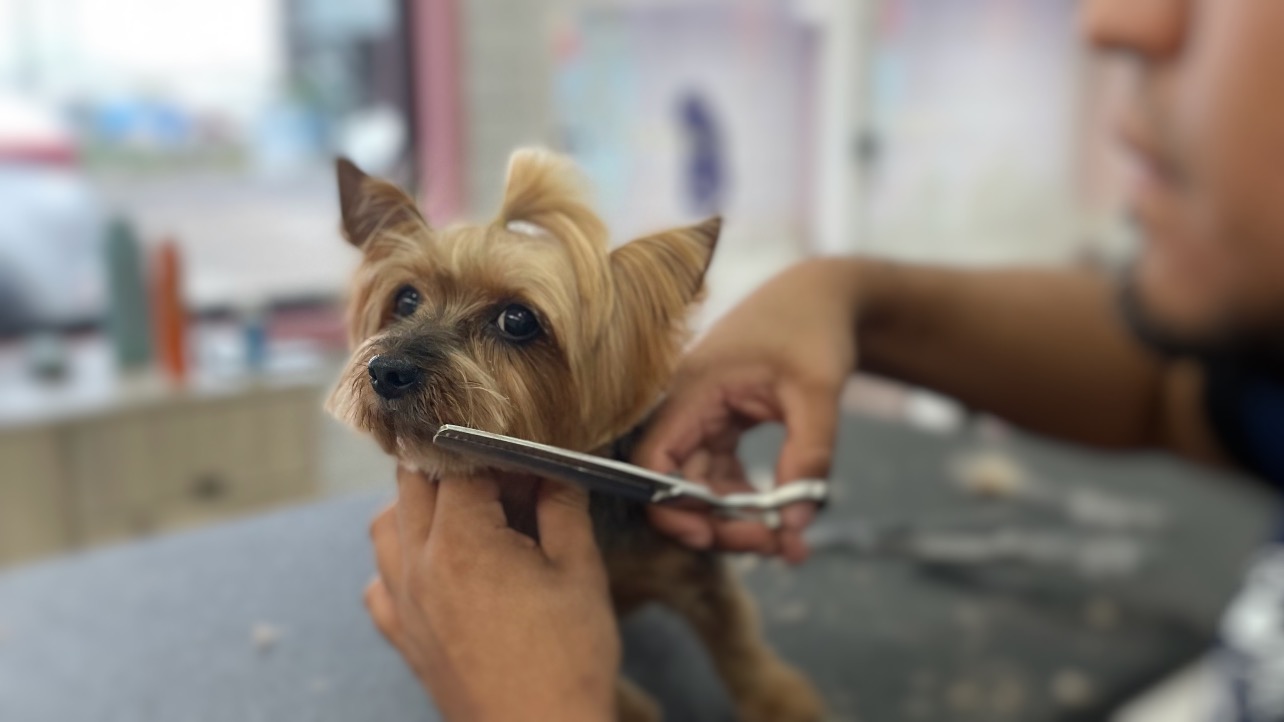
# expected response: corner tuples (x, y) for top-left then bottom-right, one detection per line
(551, 2), (816, 249)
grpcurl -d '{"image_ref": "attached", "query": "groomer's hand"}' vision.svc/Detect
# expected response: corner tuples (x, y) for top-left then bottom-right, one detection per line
(365, 467), (618, 722)
(636, 259), (861, 563)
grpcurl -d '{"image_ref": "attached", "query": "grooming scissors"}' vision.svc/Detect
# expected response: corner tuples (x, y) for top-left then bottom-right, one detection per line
(432, 424), (828, 519)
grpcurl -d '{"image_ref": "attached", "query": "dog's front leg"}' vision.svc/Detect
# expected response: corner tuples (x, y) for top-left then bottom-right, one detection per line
(616, 541), (826, 722)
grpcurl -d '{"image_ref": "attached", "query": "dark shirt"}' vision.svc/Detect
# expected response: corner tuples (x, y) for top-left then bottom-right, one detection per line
(1203, 355), (1284, 722)
(1206, 356), (1284, 488)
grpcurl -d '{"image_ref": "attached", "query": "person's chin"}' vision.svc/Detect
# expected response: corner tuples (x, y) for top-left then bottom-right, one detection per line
(1118, 257), (1227, 358)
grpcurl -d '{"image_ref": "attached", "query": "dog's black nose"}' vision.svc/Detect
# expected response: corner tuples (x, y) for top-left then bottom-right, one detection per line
(368, 355), (423, 399)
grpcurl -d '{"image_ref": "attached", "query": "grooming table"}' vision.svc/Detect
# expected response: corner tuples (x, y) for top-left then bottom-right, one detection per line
(0, 415), (1273, 722)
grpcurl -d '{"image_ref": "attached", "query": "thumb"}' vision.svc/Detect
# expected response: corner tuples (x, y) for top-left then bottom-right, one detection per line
(536, 479), (600, 567)
(430, 475), (509, 549)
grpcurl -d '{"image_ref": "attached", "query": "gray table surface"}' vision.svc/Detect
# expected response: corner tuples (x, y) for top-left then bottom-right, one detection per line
(0, 415), (1277, 722)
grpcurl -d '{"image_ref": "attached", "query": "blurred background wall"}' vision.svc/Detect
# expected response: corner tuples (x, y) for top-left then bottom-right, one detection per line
(450, 0), (1121, 319)
(0, 0), (1129, 567)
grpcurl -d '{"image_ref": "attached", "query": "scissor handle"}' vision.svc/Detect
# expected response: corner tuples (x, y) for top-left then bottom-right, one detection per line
(651, 478), (829, 513)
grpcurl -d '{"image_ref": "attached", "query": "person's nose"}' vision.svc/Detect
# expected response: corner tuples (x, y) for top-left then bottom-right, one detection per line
(1080, 0), (1189, 59)
(367, 355), (424, 400)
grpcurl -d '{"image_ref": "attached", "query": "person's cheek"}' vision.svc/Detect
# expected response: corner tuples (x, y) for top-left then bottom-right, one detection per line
(1181, 0), (1284, 256)
(1221, 238), (1284, 329)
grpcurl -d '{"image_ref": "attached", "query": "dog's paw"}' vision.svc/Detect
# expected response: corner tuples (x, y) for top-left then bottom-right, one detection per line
(737, 661), (826, 722)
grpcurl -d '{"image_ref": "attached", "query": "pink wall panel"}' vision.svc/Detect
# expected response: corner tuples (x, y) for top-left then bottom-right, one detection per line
(410, 0), (467, 222)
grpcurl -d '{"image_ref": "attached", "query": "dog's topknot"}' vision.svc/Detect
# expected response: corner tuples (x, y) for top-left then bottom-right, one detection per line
(497, 148), (614, 332)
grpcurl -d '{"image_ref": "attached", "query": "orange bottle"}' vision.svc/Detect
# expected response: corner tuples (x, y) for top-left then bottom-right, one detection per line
(152, 240), (189, 384)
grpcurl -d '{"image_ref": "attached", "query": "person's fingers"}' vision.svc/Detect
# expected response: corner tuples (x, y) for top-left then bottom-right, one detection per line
(370, 504), (404, 596)
(430, 475), (510, 548)
(678, 448), (713, 484)
(535, 479), (599, 567)
(395, 465), (439, 548)
(364, 577), (401, 641)
(634, 381), (727, 474)
(364, 577), (398, 635)
(703, 464), (757, 496)
(638, 367), (833, 558)
(708, 452), (749, 489)
(778, 526), (812, 565)
(775, 381), (839, 484)
(710, 518), (780, 555)
(364, 578), (427, 679)
(652, 504), (781, 555)
(673, 443), (755, 493)
(771, 381), (836, 563)
(780, 500), (818, 537)
(647, 506), (715, 549)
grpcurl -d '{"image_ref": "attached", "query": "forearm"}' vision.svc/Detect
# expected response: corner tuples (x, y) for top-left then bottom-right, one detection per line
(847, 259), (1178, 449)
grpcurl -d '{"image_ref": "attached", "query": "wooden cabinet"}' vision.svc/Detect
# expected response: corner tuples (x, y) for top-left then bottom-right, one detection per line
(0, 379), (322, 565)
(0, 429), (70, 565)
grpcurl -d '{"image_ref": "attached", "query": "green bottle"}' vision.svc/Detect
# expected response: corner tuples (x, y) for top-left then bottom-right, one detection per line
(104, 217), (152, 372)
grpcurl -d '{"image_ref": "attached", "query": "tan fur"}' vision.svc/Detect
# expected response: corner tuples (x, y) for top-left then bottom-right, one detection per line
(327, 148), (824, 721)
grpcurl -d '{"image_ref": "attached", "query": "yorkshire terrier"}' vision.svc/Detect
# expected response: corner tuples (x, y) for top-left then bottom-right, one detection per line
(327, 148), (824, 722)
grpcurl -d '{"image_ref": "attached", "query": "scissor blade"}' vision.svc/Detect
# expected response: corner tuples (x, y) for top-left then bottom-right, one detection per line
(431, 425), (667, 503)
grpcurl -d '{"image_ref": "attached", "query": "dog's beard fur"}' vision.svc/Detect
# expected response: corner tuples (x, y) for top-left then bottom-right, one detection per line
(326, 149), (720, 476)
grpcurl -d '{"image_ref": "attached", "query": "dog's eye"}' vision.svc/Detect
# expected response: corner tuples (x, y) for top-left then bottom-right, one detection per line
(393, 286), (421, 318)
(495, 304), (541, 342)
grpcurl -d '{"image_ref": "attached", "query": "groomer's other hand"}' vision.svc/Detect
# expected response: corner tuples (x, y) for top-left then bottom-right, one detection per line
(636, 259), (860, 563)
(365, 466), (618, 722)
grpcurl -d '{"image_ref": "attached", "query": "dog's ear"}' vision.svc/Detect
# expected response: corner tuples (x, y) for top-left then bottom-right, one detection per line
(610, 216), (720, 325)
(594, 216), (719, 437)
(335, 158), (428, 249)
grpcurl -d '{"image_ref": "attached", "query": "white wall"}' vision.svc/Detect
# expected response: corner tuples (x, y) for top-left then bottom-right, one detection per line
(0, 0), (283, 122)
(861, 0), (1086, 265)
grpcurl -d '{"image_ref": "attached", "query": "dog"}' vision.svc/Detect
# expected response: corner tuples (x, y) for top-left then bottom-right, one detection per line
(327, 148), (824, 722)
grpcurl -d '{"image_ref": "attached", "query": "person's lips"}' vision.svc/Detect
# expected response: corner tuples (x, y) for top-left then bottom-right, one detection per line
(1115, 112), (1182, 192)
(1113, 113), (1188, 248)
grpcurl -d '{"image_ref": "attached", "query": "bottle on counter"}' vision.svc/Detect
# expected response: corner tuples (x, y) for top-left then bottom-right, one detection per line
(241, 297), (269, 375)
(104, 217), (152, 373)
(152, 239), (189, 385)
